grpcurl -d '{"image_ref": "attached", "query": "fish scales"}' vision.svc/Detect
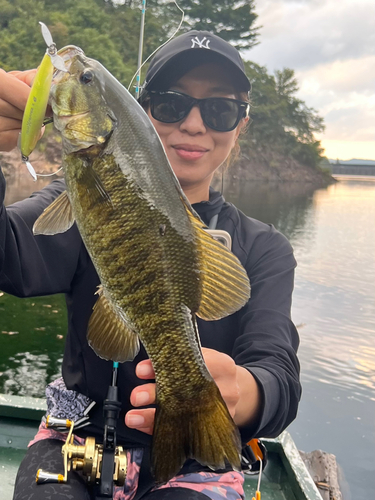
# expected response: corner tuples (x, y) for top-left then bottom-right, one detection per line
(33, 52), (250, 483)
(64, 152), (207, 390)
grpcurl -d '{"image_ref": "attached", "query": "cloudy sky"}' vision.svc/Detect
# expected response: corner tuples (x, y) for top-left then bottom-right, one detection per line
(245, 0), (375, 160)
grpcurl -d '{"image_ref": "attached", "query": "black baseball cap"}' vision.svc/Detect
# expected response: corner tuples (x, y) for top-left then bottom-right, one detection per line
(140, 30), (251, 97)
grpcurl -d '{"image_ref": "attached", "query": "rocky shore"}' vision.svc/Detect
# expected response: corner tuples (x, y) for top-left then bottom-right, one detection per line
(231, 148), (335, 187)
(0, 133), (62, 179)
(0, 132), (334, 188)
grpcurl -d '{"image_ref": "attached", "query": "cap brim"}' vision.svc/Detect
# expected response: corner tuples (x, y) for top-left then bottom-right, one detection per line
(147, 49), (251, 93)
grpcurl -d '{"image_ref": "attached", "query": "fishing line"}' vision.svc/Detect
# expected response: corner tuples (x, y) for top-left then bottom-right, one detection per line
(128, 0), (185, 95)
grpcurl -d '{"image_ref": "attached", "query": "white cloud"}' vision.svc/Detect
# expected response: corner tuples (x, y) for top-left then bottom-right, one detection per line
(297, 56), (375, 97)
(249, 0), (375, 71)
(246, 0), (375, 159)
(296, 57), (375, 141)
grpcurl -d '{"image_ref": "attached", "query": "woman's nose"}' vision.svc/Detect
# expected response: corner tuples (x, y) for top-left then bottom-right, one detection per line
(179, 105), (207, 134)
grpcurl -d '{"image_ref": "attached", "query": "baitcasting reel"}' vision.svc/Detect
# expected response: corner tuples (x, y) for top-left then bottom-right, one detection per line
(36, 416), (127, 486)
(37, 364), (125, 498)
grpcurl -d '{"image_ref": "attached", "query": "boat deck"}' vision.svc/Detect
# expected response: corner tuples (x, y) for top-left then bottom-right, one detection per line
(0, 394), (322, 500)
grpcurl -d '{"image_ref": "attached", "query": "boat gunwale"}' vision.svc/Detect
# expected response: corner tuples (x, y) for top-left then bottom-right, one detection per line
(0, 393), (322, 500)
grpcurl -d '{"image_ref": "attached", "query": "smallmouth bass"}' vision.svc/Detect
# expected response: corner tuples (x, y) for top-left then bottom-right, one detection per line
(33, 52), (251, 483)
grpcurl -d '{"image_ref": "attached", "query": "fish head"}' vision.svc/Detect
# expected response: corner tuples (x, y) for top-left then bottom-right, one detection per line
(50, 53), (115, 153)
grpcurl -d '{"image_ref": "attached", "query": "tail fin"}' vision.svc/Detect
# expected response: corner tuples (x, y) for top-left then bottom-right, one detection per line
(152, 383), (241, 484)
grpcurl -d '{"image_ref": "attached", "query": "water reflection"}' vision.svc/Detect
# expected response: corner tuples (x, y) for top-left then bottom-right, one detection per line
(214, 175), (320, 241)
(2, 352), (62, 397)
(2, 174), (375, 497)
(0, 293), (67, 395)
(220, 177), (375, 498)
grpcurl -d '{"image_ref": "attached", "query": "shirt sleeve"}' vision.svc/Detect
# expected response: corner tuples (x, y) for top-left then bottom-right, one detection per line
(232, 220), (301, 442)
(0, 168), (83, 297)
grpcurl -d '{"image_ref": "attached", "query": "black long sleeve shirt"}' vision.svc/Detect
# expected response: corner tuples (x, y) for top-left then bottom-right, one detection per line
(0, 170), (301, 449)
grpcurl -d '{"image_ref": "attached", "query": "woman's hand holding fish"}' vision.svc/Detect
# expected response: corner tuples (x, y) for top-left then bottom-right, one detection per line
(126, 359), (156, 435)
(126, 348), (261, 435)
(202, 348), (261, 427)
(0, 69), (37, 152)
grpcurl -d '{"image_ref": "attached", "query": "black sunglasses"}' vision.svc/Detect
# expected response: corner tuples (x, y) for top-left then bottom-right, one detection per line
(145, 90), (249, 132)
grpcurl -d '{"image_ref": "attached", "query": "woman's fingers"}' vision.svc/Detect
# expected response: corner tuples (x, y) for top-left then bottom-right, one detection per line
(0, 70), (32, 111)
(0, 69), (36, 152)
(135, 359), (155, 379)
(125, 363), (156, 435)
(125, 408), (156, 435)
(130, 382), (156, 407)
(0, 129), (22, 152)
(0, 99), (24, 121)
(0, 116), (22, 132)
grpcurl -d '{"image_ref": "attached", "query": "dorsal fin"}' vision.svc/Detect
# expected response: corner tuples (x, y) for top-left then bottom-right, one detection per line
(185, 205), (250, 320)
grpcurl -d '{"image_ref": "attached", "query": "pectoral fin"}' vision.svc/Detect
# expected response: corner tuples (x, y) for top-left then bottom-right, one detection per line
(83, 162), (113, 207)
(33, 190), (75, 235)
(87, 286), (140, 363)
(185, 207), (251, 320)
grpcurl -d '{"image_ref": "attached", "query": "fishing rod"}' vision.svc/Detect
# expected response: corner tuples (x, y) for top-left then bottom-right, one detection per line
(95, 362), (123, 499)
(128, 0), (185, 96)
(135, 0), (146, 100)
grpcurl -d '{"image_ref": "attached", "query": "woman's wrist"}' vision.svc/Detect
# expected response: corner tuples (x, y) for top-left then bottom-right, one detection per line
(234, 365), (262, 428)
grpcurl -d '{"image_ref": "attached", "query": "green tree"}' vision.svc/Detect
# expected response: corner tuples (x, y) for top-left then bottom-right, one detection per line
(0, 0), (325, 170)
(243, 62), (325, 168)
(0, 0), (168, 86)
(147, 0), (259, 49)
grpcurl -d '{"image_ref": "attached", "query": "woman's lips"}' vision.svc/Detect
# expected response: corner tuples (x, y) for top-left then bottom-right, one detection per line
(172, 144), (208, 160)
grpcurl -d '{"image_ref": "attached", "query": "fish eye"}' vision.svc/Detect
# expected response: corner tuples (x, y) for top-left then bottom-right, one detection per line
(80, 70), (93, 85)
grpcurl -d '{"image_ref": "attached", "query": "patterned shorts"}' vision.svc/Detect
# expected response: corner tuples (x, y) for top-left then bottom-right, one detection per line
(30, 378), (245, 500)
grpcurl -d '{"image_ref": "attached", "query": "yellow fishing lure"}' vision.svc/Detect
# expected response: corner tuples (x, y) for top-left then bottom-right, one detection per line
(19, 22), (67, 180)
(20, 52), (53, 161)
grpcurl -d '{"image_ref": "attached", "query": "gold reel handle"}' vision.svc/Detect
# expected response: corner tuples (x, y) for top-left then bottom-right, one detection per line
(35, 416), (127, 486)
(36, 469), (65, 484)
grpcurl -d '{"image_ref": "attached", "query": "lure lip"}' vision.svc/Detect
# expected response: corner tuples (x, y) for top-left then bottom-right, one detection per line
(39, 22), (67, 73)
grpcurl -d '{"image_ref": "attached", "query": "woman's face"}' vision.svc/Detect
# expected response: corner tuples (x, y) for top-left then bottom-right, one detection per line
(147, 63), (246, 203)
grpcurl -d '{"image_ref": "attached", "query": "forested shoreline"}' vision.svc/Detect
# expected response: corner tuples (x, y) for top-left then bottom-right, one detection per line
(0, 0), (333, 186)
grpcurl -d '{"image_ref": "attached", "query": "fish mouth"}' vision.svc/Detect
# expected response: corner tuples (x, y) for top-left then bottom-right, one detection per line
(55, 111), (90, 121)
(52, 111), (91, 134)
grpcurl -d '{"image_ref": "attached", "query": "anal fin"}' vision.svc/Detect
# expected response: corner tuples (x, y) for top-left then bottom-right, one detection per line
(87, 286), (140, 363)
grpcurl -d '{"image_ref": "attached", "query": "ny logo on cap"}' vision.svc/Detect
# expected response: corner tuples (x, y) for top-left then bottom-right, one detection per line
(191, 36), (211, 49)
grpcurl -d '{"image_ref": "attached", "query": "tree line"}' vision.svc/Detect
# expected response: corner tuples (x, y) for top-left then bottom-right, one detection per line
(0, 0), (325, 170)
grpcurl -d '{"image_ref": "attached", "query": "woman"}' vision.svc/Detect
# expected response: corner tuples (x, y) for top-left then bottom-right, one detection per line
(0, 31), (301, 500)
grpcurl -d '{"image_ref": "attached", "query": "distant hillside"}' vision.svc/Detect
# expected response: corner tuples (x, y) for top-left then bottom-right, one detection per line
(329, 159), (375, 165)
(1, 132), (334, 188)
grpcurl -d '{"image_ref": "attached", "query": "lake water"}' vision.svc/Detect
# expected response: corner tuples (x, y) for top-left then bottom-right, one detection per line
(1, 174), (374, 498)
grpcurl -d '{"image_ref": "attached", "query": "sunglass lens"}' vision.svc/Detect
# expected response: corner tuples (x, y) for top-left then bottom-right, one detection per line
(203, 99), (242, 131)
(151, 93), (190, 123)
